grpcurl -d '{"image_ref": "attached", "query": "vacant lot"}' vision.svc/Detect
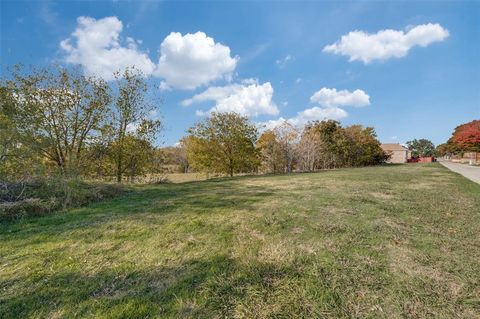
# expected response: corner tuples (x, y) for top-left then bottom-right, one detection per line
(1, 164), (479, 318)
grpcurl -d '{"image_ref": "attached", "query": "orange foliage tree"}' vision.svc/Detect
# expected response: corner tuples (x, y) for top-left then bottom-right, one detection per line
(449, 120), (480, 152)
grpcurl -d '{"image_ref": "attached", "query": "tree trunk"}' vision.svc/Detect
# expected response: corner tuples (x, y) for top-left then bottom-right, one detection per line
(116, 120), (128, 183)
(116, 146), (123, 183)
(116, 165), (122, 183)
(229, 157), (234, 177)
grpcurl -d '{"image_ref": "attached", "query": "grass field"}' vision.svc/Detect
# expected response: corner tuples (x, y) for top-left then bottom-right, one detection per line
(165, 172), (207, 184)
(1, 164), (479, 318)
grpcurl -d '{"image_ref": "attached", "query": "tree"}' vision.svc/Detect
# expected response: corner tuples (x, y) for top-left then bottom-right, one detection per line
(0, 86), (42, 179)
(0, 87), (20, 176)
(176, 138), (190, 173)
(406, 139), (435, 157)
(304, 120), (345, 169)
(274, 121), (299, 172)
(82, 137), (112, 179)
(109, 67), (161, 182)
(297, 121), (386, 170)
(5, 66), (110, 174)
(151, 144), (189, 173)
(296, 127), (322, 172)
(256, 130), (284, 173)
(343, 125), (387, 166)
(435, 143), (449, 157)
(184, 135), (216, 175)
(450, 120), (480, 152)
(187, 112), (259, 177)
(109, 136), (154, 182)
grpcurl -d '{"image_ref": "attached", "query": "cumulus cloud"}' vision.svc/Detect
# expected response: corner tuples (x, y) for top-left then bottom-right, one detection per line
(310, 88), (370, 108)
(61, 17), (238, 89)
(60, 16), (156, 80)
(155, 31), (238, 90)
(323, 23), (449, 63)
(259, 87), (368, 130)
(260, 106), (347, 131)
(296, 106), (348, 122)
(260, 117), (289, 131)
(182, 79), (279, 117)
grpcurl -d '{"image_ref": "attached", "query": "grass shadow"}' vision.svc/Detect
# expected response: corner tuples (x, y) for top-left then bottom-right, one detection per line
(0, 254), (345, 318)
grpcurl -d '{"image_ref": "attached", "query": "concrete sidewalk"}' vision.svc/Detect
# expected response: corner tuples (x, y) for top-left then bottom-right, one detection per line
(439, 160), (480, 184)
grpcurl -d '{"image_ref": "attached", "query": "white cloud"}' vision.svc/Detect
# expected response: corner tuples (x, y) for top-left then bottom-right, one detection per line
(259, 106), (347, 131)
(155, 31), (238, 90)
(296, 106), (348, 123)
(276, 54), (295, 68)
(159, 81), (172, 92)
(126, 108), (161, 134)
(260, 117), (289, 131)
(310, 88), (370, 108)
(126, 122), (139, 133)
(323, 23), (449, 63)
(60, 16), (156, 80)
(61, 17), (238, 89)
(182, 80), (279, 117)
(259, 87), (368, 130)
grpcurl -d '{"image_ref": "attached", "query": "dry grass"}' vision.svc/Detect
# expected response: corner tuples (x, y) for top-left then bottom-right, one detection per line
(1, 163), (479, 318)
(165, 172), (208, 183)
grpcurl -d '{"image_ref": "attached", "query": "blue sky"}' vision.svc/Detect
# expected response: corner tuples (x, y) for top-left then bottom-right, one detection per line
(1, 0), (479, 146)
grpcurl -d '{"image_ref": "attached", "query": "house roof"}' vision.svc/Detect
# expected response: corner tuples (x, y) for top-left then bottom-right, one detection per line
(381, 143), (409, 151)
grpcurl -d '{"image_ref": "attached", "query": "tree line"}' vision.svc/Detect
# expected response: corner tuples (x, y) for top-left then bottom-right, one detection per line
(1, 66), (161, 182)
(436, 120), (480, 156)
(181, 112), (388, 177)
(1, 66), (389, 184)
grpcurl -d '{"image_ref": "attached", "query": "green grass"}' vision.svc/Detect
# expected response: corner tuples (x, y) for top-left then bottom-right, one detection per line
(1, 164), (479, 318)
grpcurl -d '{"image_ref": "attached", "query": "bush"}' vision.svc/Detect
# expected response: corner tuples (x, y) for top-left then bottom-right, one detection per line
(0, 198), (55, 220)
(0, 177), (126, 221)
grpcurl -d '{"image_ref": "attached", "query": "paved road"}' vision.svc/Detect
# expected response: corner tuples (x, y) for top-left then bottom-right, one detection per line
(439, 160), (480, 184)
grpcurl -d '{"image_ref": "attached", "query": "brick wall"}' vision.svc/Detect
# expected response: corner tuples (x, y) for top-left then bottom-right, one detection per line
(386, 150), (408, 163)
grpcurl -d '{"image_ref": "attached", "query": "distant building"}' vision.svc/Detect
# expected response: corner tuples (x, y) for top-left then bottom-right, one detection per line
(381, 143), (411, 163)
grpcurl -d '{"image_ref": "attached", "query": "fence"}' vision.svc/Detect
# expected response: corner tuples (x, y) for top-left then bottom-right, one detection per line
(407, 157), (435, 163)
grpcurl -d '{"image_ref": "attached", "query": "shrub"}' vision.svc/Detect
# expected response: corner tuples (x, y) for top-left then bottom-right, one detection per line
(0, 177), (126, 221)
(0, 198), (56, 220)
